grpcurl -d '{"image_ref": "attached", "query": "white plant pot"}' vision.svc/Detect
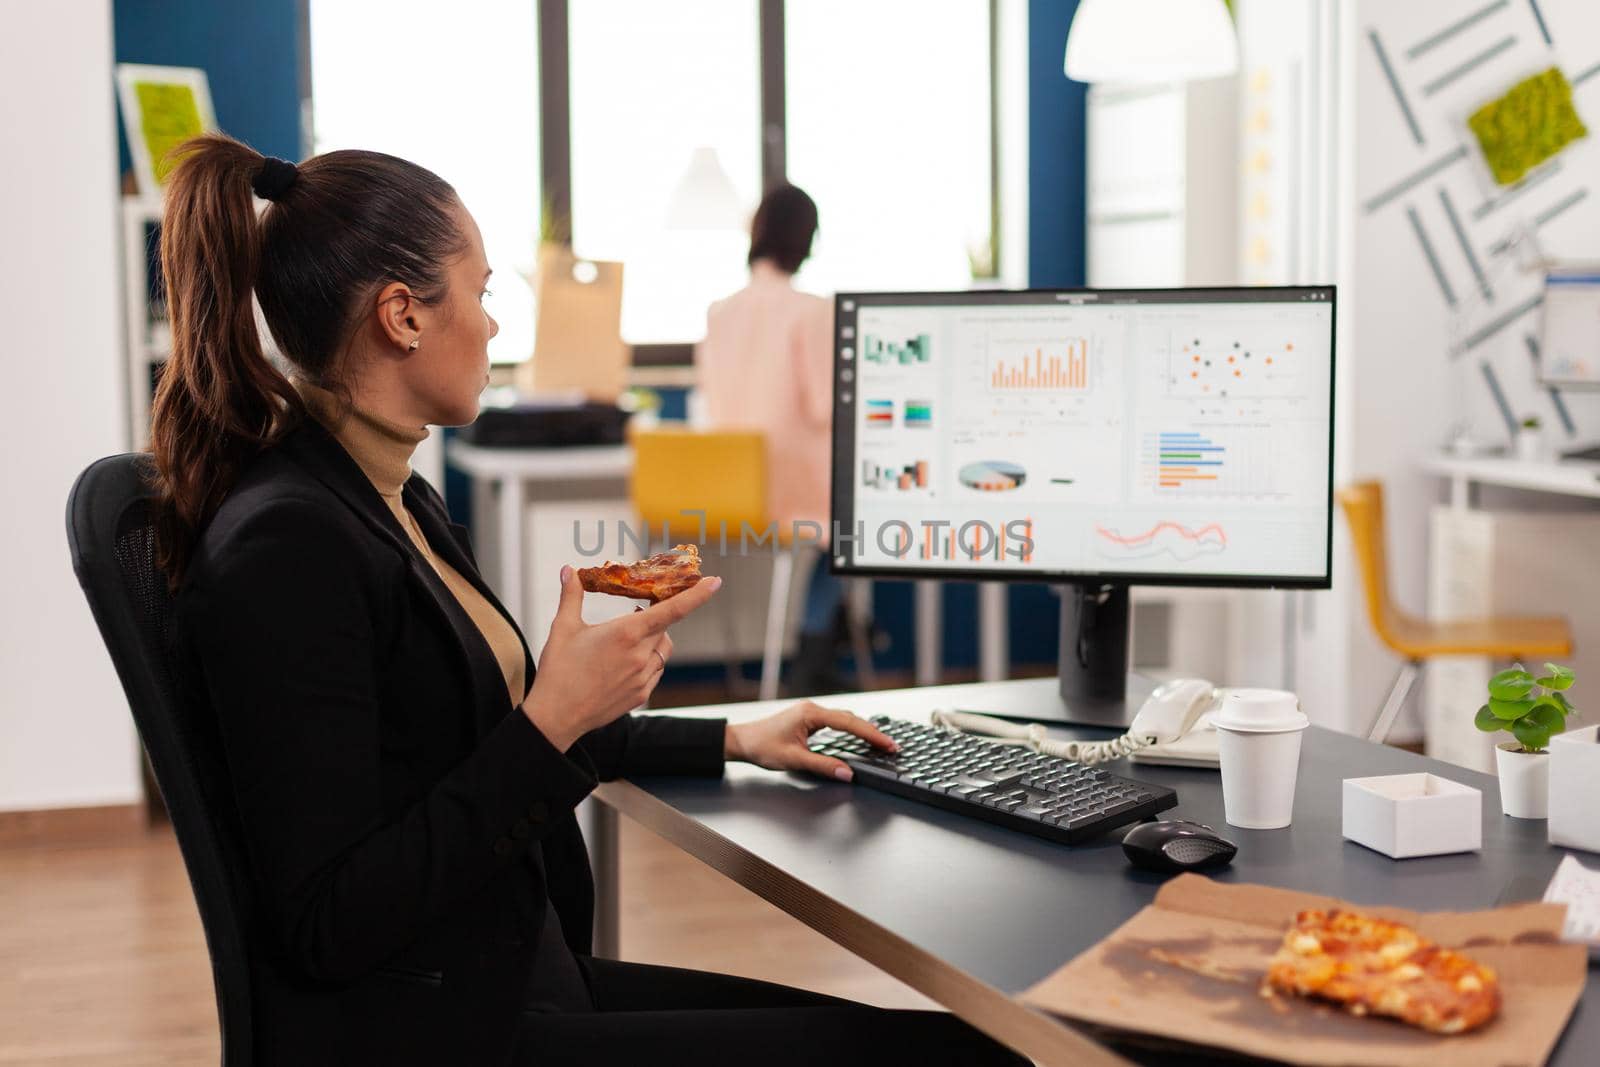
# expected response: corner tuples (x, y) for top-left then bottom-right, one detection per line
(1515, 428), (1544, 461)
(1548, 726), (1600, 852)
(1495, 741), (1549, 819)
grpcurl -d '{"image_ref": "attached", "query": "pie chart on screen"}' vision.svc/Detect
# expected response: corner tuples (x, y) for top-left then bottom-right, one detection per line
(958, 460), (1027, 491)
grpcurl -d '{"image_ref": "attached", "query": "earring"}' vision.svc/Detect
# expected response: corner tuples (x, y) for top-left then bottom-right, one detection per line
(408, 339), (420, 351)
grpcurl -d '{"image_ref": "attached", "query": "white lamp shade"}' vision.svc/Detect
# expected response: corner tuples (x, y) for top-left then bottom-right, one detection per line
(665, 146), (745, 231)
(1064, 0), (1238, 84)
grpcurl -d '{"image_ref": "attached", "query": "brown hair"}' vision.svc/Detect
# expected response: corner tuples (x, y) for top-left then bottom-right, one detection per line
(747, 183), (818, 274)
(148, 133), (465, 584)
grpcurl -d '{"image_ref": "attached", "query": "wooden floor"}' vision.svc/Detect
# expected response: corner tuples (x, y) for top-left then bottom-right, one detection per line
(0, 670), (990, 1063)
(0, 816), (933, 1065)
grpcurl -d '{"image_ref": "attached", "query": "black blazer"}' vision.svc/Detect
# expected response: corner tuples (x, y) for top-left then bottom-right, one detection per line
(176, 418), (726, 1066)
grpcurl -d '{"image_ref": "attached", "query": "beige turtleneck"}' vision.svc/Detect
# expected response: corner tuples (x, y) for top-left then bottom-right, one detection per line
(297, 381), (528, 709)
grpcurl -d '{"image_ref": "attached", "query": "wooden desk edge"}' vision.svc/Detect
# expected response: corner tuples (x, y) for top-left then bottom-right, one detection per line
(593, 778), (1133, 1067)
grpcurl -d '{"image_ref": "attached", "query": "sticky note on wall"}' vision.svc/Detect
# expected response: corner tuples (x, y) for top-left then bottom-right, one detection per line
(133, 81), (205, 185)
(1468, 67), (1589, 186)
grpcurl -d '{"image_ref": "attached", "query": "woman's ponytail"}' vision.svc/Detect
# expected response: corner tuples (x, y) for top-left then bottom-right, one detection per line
(149, 133), (303, 585)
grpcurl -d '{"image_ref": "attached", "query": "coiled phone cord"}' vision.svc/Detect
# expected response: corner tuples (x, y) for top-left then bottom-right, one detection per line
(928, 708), (1156, 766)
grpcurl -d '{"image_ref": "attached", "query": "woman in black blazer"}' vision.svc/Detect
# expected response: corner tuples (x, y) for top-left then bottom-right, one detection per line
(150, 135), (1024, 1066)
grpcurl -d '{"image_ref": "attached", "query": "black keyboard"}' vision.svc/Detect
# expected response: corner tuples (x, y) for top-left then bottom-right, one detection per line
(809, 715), (1178, 845)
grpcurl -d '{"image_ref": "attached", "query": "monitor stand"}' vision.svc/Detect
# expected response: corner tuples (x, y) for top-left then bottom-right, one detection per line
(953, 584), (1154, 729)
(1052, 583), (1152, 729)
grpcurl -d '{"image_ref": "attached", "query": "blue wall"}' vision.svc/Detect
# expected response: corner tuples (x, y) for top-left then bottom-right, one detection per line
(113, 0), (302, 173)
(1028, 0), (1088, 289)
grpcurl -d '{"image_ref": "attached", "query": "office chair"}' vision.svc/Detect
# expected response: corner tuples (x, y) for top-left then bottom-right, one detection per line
(630, 427), (876, 700)
(1337, 481), (1573, 745)
(66, 454), (258, 1066)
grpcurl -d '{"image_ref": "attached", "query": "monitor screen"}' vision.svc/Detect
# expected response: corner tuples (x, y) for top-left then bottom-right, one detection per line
(1539, 269), (1600, 388)
(829, 286), (1336, 588)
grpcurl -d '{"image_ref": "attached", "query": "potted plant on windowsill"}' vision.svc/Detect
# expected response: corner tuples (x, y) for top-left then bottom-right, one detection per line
(1475, 662), (1577, 818)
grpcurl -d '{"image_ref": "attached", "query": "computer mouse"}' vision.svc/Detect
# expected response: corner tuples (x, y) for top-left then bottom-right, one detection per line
(1122, 819), (1237, 873)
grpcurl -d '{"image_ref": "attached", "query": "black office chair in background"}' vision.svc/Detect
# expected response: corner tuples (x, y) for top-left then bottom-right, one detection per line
(66, 454), (257, 1066)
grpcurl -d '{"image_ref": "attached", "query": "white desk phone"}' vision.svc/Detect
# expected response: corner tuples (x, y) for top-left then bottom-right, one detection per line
(930, 679), (1230, 769)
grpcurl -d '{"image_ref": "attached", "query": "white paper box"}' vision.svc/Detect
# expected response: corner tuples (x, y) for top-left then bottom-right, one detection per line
(1342, 773), (1482, 859)
(1549, 726), (1600, 853)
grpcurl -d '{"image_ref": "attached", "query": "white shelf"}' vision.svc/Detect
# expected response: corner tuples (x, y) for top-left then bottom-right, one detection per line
(1420, 454), (1600, 501)
(121, 198), (163, 452)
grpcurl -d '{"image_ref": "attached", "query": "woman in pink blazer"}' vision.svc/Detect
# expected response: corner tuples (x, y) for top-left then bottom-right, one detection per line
(695, 185), (845, 693)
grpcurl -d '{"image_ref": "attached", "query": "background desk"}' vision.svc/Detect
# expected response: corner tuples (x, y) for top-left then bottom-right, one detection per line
(596, 677), (1596, 1066)
(1419, 454), (1600, 769)
(1421, 453), (1600, 508)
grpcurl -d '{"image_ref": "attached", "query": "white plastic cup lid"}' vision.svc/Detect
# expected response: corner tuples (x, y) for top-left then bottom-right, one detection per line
(1213, 688), (1308, 733)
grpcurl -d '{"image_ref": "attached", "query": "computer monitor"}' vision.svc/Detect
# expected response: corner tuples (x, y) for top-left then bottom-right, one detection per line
(1538, 268), (1600, 389)
(829, 285), (1337, 721)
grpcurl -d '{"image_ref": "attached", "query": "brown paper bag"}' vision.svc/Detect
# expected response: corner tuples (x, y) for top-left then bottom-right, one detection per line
(515, 244), (627, 402)
(1022, 874), (1586, 1067)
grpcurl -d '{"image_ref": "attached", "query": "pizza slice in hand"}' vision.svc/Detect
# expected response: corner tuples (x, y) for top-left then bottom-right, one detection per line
(577, 544), (707, 603)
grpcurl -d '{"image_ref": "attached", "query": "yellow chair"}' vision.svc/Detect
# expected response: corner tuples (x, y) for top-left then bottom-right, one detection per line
(631, 428), (769, 544)
(1337, 481), (1573, 743)
(631, 427), (872, 700)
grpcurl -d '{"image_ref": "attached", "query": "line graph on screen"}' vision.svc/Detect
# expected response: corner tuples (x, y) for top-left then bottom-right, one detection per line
(1094, 521), (1227, 562)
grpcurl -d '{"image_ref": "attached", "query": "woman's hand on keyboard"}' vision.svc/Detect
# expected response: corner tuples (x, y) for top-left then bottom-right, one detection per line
(724, 701), (898, 781)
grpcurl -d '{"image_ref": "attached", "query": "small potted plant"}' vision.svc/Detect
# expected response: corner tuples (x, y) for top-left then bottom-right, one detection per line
(1515, 415), (1544, 461)
(1475, 662), (1576, 818)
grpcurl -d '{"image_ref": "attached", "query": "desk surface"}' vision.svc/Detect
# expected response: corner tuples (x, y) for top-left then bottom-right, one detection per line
(599, 678), (1595, 1066)
(1421, 453), (1600, 499)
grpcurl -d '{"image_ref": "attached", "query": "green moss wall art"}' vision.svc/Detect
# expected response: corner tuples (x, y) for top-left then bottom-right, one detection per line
(1468, 67), (1589, 186)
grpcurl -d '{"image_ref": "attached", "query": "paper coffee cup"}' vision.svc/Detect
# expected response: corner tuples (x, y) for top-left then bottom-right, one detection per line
(1214, 689), (1308, 830)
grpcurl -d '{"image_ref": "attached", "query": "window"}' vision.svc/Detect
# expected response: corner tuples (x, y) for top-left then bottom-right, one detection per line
(309, 1), (1001, 357)
(308, 1), (540, 364)
(568, 0), (761, 343)
(786, 1), (993, 295)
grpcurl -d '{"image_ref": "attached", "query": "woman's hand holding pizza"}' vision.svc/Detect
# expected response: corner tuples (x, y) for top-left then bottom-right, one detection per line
(522, 565), (722, 751)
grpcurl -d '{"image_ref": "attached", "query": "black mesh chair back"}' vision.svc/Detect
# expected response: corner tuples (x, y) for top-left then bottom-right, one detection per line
(66, 454), (257, 1066)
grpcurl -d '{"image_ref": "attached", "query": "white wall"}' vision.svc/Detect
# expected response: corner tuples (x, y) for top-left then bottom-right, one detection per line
(0, 0), (143, 811)
(1349, 0), (1600, 736)
(1233, 0), (1360, 733)
(997, 0), (1031, 288)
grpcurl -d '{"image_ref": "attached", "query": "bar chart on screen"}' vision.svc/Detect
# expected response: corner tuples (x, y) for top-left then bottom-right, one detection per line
(860, 457), (931, 492)
(1140, 427), (1282, 499)
(913, 518), (1035, 563)
(1151, 430), (1226, 490)
(988, 339), (1090, 392)
(863, 398), (934, 430)
(864, 398), (895, 427)
(863, 332), (931, 366)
